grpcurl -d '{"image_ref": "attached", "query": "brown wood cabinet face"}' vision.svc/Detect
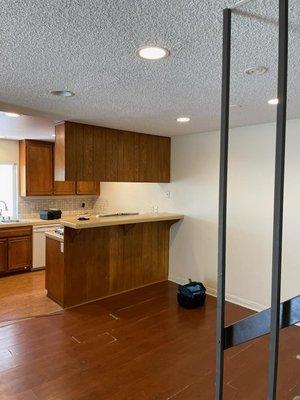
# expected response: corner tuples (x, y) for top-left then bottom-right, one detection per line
(76, 181), (100, 195)
(0, 239), (7, 272)
(53, 181), (76, 195)
(45, 237), (64, 305)
(93, 126), (106, 181)
(54, 124), (66, 181)
(54, 122), (170, 183)
(118, 131), (139, 182)
(0, 226), (32, 239)
(7, 236), (32, 271)
(63, 221), (175, 307)
(105, 129), (119, 182)
(20, 140), (54, 196)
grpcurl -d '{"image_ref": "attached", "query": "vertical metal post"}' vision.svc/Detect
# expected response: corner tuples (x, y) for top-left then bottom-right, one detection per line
(215, 8), (231, 400)
(268, 0), (288, 398)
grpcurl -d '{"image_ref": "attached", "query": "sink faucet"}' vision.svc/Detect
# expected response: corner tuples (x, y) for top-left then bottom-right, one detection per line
(0, 201), (8, 220)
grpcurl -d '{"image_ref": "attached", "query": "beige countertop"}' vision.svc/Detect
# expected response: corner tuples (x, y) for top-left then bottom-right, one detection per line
(60, 213), (184, 230)
(45, 231), (64, 243)
(0, 218), (63, 228)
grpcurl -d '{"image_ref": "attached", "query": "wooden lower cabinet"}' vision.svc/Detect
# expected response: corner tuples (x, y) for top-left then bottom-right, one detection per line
(45, 237), (64, 305)
(8, 236), (32, 272)
(0, 239), (7, 272)
(0, 227), (32, 275)
(52, 221), (175, 308)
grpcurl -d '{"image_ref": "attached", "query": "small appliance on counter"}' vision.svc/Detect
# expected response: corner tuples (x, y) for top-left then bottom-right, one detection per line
(39, 209), (62, 220)
(55, 226), (64, 236)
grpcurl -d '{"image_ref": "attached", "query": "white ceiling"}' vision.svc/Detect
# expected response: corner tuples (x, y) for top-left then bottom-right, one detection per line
(0, 0), (299, 138)
(0, 112), (55, 141)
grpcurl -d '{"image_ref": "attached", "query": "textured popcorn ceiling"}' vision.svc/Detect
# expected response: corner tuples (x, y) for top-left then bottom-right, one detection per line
(0, 0), (299, 137)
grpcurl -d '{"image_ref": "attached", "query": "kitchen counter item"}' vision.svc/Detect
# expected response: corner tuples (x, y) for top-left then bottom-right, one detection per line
(39, 209), (62, 220)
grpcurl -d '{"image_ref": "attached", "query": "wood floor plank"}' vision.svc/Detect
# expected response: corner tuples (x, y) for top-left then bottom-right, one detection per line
(0, 271), (62, 323)
(0, 279), (298, 399)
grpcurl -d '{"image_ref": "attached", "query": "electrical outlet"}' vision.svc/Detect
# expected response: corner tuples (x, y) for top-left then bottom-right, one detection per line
(165, 191), (171, 198)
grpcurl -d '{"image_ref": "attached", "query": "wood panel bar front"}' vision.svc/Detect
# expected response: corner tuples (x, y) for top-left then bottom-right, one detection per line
(53, 220), (178, 308)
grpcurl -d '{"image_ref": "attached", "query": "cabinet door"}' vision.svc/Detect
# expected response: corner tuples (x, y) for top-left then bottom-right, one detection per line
(76, 181), (100, 195)
(26, 141), (54, 195)
(8, 236), (32, 271)
(54, 181), (76, 195)
(0, 239), (7, 273)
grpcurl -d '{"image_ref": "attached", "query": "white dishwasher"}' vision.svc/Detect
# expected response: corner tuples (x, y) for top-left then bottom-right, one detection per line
(32, 224), (61, 269)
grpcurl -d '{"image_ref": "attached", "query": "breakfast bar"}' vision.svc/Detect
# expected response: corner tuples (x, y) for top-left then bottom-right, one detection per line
(45, 213), (183, 308)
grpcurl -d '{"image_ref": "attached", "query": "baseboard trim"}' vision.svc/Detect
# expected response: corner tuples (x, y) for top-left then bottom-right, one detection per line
(169, 276), (300, 327)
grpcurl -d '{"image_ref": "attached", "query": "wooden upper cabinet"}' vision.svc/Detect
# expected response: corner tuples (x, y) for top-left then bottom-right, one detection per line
(54, 122), (170, 183)
(53, 181), (76, 195)
(19, 140), (54, 196)
(76, 181), (100, 195)
(20, 139), (99, 197)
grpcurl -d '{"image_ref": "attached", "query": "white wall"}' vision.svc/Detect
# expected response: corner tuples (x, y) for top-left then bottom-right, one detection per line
(100, 119), (300, 311)
(0, 139), (19, 164)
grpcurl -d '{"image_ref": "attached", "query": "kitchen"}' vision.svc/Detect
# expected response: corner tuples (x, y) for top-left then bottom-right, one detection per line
(0, 0), (299, 398)
(0, 114), (182, 321)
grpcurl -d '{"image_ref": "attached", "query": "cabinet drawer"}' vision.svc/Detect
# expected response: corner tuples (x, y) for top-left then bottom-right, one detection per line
(0, 226), (32, 239)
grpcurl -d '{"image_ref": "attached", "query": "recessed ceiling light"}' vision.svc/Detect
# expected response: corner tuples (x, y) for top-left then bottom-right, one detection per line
(268, 98), (279, 105)
(244, 66), (268, 76)
(51, 90), (75, 97)
(137, 46), (169, 60)
(177, 117), (190, 123)
(4, 112), (21, 118)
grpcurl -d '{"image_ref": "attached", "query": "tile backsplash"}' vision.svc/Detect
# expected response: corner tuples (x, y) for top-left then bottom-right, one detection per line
(18, 196), (105, 218)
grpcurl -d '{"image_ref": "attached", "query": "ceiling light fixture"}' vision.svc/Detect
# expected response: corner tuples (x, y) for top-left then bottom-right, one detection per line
(4, 112), (21, 118)
(244, 66), (268, 76)
(51, 90), (75, 97)
(137, 46), (169, 60)
(268, 98), (279, 105)
(177, 117), (190, 123)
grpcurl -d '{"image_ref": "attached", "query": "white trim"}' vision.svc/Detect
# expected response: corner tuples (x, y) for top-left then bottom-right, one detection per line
(169, 276), (299, 327)
(169, 275), (267, 311)
(205, 286), (267, 312)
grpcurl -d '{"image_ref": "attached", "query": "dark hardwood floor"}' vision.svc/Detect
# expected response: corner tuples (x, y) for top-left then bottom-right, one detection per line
(0, 281), (299, 399)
